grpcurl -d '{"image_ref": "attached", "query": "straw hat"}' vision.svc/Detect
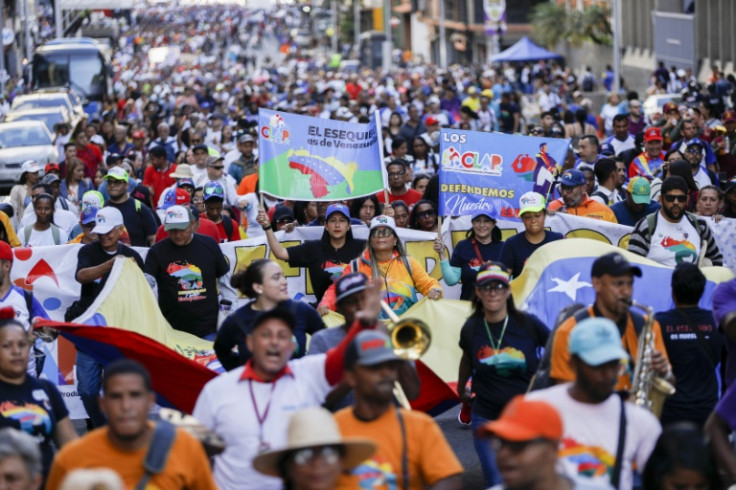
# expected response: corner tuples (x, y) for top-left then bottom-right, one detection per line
(252, 407), (375, 477)
(170, 164), (194, 179)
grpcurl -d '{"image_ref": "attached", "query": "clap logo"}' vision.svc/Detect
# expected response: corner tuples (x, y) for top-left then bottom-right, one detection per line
(441, 146), (503, 175)
(260, 113), (291, 144)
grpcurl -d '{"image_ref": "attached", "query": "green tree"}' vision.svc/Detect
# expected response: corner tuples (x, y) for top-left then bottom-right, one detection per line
(531, 3), (611, 49)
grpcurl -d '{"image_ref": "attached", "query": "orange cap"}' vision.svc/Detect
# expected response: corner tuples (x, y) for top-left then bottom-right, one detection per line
(478, 395), (562, 442)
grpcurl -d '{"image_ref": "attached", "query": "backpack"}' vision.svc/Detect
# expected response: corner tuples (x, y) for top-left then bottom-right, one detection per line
(645, 211), (702, 245)
(528, 305), (646, 391)
(135, 421), (176, 490)
(582, 73), (595, 92)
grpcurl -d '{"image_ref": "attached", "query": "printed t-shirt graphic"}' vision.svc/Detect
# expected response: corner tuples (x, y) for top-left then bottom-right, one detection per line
(167, 261), (206, 301)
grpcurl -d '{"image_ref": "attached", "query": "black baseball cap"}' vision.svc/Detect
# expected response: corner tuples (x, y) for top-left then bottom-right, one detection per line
(345, 331), (401, 370)
(248, 307), (296, 335)
(335, 273), (368, 304)
(591, 252), (642, 278)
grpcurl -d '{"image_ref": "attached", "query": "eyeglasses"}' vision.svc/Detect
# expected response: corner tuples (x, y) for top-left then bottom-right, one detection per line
(478, 282), (509, 292)
(491, 437), (549, 453)
(388, 171), (406, 178)
(209, 165), (225, 170)
(291, 446), (342, 466)
(371, 228), (394, 238)
(663, 194), (687, 203)
(685, 147), (703, 154)
(416, 210), (436, 219)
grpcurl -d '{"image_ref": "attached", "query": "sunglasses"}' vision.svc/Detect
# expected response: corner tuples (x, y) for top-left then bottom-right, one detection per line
(529, 128), (545, 135)
(663, 194), (687, 203)
(291, 446), (342, 466)
(417, 210), (436, 219)
(371, 228), (394, 238)
(209, 165), (225, 170)
(478, 282), (509, 292)
(276, 217), (294, 224)
(204, 186), (224, 197)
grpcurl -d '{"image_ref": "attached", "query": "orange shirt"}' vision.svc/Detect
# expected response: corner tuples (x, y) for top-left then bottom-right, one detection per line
(548, 195), (618, 223)
(46, 424), (217, 490)
(335, 407), (463, 489)
(236, 172), (258, 196)
(549, 306), (670, 391)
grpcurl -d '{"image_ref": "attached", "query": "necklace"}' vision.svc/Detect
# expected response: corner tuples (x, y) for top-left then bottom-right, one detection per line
(248, 380), (277, 453)
(483, 315), (509, 365)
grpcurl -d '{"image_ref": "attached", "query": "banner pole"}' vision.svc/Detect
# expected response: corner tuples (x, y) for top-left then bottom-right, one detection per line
(437, 215), (443, 238)
(259, 192), (264, 209)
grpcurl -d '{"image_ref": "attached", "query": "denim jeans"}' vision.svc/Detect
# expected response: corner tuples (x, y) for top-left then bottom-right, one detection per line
(471, 412), (501, 487)
(76, 349), (106, 428)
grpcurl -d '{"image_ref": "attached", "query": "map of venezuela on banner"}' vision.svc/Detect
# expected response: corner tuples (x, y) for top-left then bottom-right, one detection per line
(258, 109), (384, 201)
(438, 129), (570, 217)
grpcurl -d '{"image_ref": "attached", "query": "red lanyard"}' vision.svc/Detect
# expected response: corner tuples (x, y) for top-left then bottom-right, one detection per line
(249, 380), (276, 453)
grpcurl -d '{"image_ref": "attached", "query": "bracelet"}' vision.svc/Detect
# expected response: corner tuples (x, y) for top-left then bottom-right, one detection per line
(261, 224), (272, 231)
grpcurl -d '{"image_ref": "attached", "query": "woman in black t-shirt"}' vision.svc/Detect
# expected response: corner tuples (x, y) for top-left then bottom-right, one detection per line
(457, 263), (548, 488)
(214, 259), (325, 370)
(0, 312), (77, 481)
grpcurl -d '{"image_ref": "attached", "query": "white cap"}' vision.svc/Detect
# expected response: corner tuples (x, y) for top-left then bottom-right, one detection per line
(164, 205), (192, 231)
(369, 215), (398, 235)
(90, 134), (105, 146)
(91, 207), (124, 235)
(21, 160), (41, 175)
(518, 192), (547, 216)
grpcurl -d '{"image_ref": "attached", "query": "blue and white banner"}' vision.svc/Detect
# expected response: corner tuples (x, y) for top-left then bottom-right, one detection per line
(438, 129), (570, 217)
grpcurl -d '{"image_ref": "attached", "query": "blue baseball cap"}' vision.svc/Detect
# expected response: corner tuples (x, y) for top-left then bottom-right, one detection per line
(325, 203), (350, 221)
(471, 206), (499, 221)
(177, 178), (195, 189)
(203, 181), (225, 201)
(569, 317), (629, 366)
(560, 169), (587, 187)
(80, 205), (98, 225)
(599, 142), (615, 156)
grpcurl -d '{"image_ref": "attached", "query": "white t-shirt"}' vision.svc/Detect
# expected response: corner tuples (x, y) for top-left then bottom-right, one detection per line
(692, 167), (712, 189)
(20, 226), (60, 247)
(193, 354), (332, 490)
(527, 384), (661, 490)
(647, 214), (701, 266)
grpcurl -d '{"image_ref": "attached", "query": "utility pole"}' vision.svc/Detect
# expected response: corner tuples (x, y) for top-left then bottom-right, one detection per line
(354, 0), (360, 52)
(382, 0), (392, 72)
(331, 0), (338, 53)
(612, 0), (621, 92)
(438, 0), (446, 67)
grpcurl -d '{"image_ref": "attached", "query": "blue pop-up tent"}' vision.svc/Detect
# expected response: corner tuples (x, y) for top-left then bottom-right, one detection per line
(490, 36), (563, 62)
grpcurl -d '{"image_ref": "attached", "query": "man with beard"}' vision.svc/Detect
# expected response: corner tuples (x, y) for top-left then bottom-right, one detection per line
(547, 169), (618, 223)
(628, 176), (722, 266)
(529, 318), (661, 489)
(683, 140), (717, 188)
(335, 330), (463, 489)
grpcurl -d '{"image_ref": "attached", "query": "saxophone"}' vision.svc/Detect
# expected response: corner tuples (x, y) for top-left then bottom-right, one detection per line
(629, 302), (676, 417)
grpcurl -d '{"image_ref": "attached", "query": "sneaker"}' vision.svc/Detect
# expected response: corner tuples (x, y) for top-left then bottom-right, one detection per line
(458, 401), (471, 427)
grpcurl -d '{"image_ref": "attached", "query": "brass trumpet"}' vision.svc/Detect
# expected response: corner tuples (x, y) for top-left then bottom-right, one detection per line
(380, 301), (431, 361)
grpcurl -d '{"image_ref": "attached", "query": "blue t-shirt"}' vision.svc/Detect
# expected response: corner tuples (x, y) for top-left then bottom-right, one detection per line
(459, 314), (548, 419)
(449, 237), (503, 300)
(610, 200), (661, 227)
(499, 231), (564, 279)
(655, 306), (722, 427)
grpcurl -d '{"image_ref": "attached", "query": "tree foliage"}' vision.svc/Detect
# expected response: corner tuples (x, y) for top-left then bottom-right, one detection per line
(531, 3), (612, 49)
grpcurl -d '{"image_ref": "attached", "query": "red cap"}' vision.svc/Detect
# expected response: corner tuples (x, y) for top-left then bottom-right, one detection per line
(174, 188), (190, 205)
(425, 116), (439, 126)
(0, 241), (13, 261)
(132, 130), (146, 139)
(45, 162), (60, 173)
(643, 126), (663, 142)
(478, 395), (562, 442)
(723, 110), (736, 123)
(662, 102), (678, 114)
